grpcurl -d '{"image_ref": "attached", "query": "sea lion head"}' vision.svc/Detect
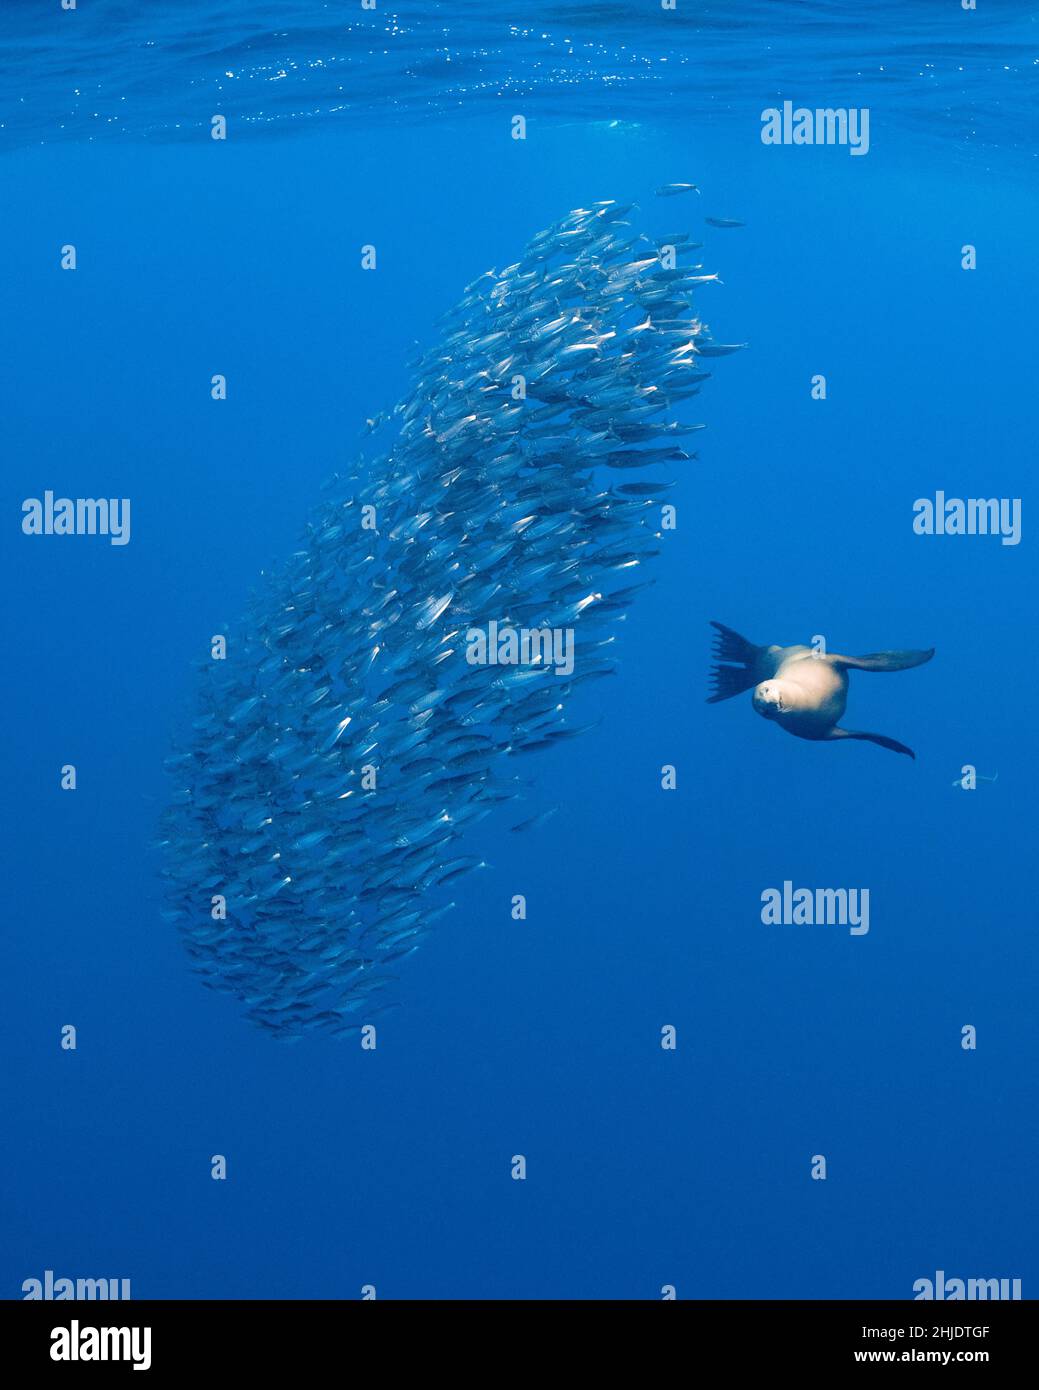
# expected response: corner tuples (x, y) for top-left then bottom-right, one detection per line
(752, 679), (799, 719)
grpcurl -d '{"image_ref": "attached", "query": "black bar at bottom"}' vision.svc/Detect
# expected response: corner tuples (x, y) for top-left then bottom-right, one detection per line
(3, 1298), (1033, 1376)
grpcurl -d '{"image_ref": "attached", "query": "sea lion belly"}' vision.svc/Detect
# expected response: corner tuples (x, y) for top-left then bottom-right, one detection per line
(776, 653), (848, 733)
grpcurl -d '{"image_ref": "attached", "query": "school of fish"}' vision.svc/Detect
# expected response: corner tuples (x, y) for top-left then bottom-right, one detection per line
(160, 197), (743, 1038)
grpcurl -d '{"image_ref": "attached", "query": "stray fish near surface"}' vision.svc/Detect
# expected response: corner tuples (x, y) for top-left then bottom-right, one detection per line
(656, 182), (700, 197)
(705, 217), (746, 228)
(161, 195), (740, 1038)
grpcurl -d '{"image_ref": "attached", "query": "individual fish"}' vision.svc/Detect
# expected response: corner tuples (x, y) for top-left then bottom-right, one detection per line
(361, 411), (388, 435)
(509, 806), (561, 834)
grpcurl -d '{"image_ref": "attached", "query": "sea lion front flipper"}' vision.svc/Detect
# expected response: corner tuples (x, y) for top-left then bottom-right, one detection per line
(707, 621), (775, 703)
(827, 648), (935, 673)
(826, 727), (915, 758)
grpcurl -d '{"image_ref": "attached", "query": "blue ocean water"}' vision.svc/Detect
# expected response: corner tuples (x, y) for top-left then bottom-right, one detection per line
(3, 1), (1037, 1300)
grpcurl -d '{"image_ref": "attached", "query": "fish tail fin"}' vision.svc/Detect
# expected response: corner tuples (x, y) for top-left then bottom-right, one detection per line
(707, 620), (763, 703)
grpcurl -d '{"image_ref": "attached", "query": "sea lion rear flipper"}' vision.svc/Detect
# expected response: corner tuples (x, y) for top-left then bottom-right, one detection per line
(828, 648), (935, 672)
(707, 621), (768, 703)
(827, 727), (915, 758)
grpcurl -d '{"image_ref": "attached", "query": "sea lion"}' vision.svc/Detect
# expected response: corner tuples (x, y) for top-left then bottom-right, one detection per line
(707, 621), (935, 758)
